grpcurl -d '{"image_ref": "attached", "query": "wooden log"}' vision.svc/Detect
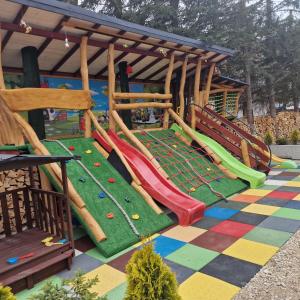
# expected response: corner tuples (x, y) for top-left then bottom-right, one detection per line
(0, 32), (5, 89)
(204, 63), (216, 105)
(113, 92), (172, 100)
(80, 36), (91, 138)
(191, 58), (202, 129)
(179, 57), (188, 119)
(241, 139), (251, 167)
(131, 181), (162, 214)
(92, 141), (109, 159)
(88, 110), (141, 185)
(163, 54), (175, 129)
(111, 110), (169, 178)
(114, 102), (173, 110)
(108, 43), (116, 130)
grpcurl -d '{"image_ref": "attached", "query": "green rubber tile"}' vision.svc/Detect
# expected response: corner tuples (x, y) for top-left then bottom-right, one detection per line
(243, 227), (292, 247)
(272, 208), (300, 220)
(104, 282), (127, 300)
(16, 276), (62, 300)
(165, 244), (219, 270)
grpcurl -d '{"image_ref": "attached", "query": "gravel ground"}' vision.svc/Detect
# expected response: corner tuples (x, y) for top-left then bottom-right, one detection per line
(234, 230), (300, 300)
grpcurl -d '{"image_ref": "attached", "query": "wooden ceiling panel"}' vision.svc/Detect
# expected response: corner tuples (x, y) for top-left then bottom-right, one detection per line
(0, 0), (20, 22)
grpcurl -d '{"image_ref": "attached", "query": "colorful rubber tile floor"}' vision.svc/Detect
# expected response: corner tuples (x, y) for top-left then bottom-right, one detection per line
(16, 168), (300, 300)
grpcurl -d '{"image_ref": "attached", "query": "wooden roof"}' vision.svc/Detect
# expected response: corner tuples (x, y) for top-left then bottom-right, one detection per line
(1, 0), (235, 83)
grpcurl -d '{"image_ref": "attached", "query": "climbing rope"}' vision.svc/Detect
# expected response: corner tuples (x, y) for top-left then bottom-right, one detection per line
(145, 131), (225, 200)
(44, 139), (140, 237)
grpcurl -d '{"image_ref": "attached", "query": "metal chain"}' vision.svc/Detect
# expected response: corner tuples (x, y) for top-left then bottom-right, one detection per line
(44, 139), (140, 237)
(145, 131), (225, 199)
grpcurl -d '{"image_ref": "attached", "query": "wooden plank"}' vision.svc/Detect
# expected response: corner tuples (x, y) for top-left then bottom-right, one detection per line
(113, 92), (172, 100)
(179, 57), (188, 119)
(191, 57), (202, 128)
(41, 193), (49, 232)
(23, 189), (33, 229)
(57, 197), (66, 238)
(114, 102), (172, 110)
(0, 89), (92, 111)
(46, 194), (54, 235)
(12, 191), (22, 233)
(0, 193), (11, 236)
(52, 195), (62, 237)
(204, 63), (216, 105)
(108, 43), (116, 130)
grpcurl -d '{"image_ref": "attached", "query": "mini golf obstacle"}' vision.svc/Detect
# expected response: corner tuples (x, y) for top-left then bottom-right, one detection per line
(105, 47), (249, 208)
(0, 36), (172, 257)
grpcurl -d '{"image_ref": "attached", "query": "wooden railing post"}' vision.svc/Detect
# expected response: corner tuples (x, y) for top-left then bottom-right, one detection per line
(204, 63), (216, 106)
(222, 90), (228, 117)
(80, 36), (91, 138)
(163, 54), (175, 129)
(179, 57), (188, 119)
(191, 58), (202, 128)
(108, 43), (116, 130)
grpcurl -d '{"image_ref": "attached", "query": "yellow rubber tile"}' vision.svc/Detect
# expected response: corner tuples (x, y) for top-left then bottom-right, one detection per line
(293, 194), (300, 201)
(223, 239), (278, 265)
(179, 272), (240, 300)
(241, 203), (280, 216)
(163, 225), (207, 242)
(84, 264), (126, 296)
(241, 189), (271, 197)
(285, 181), (300, 187)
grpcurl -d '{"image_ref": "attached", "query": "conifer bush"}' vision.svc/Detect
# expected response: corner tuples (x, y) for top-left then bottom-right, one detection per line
(290, 130), (299, 144)
(125, 242), (181, 300)
(264, 131), (273, 145)
(0, 285), (16, 300)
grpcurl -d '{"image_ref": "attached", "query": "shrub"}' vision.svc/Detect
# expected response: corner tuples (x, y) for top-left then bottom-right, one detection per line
(276, 137), (288, 145)
(290, 130), (299, 145)
(29, 272), (107, 300)
(264, 132), (273, 145)
(0, 285), (16, 300)
(125, 242), (181, 300)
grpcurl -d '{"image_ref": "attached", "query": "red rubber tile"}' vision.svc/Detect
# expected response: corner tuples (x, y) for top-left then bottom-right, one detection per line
(267, 191), (298, 200)
(190, 231), (238, 252)
(210, 220), (254, 238)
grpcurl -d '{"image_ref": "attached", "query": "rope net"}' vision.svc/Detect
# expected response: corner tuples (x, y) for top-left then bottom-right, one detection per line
(134, 129), (226, 196)
(208, 91), (238, 117)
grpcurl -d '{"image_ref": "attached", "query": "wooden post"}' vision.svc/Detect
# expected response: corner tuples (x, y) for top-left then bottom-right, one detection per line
(222, 90), (228, 117)
(163, 54), (175, 129)
(108, 43), (116, 130)
(0, 32), (5, 90)
(80, 36), (91, 138)
(191, 58), (202, 129)
(241, 139), (251, 167)
(204, 63), (216, 106)
(235, 91), (241, 116)
(179, 57), (188, 119)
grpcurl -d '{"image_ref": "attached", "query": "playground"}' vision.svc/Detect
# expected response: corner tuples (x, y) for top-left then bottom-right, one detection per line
(0, 0), (299, 299)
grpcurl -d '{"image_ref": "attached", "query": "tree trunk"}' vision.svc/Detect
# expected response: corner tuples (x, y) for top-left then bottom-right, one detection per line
(245, 61), (254, 133)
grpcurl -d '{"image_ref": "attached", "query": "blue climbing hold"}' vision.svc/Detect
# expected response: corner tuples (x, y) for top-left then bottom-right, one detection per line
(156, 157), (160, 161)
(79, 177), (86, 183)
(124, 197), (130, 203)
(99, 192), (106, 199)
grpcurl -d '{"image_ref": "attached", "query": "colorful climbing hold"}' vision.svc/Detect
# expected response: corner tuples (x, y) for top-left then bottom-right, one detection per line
(79, 177), (86, 183)
(99, 192), (106, 199)
(172, 144), (177, 148)
(146, 143), (151, 148)
(124, 197), (130, 203)
(85, 150), (92, 154)
(106, 213), (114, 219)
(94, 162), (101, 167)
(156, 157), (161, 162)
(207, 167), (211, 171)
(68, 145), (75, 151)
(132, 214), (140, 220)
(190, 187), (196, 192)
(108, 178), (116, 183)
(141, 131), (147, 136)
(167, 151), (173, 156)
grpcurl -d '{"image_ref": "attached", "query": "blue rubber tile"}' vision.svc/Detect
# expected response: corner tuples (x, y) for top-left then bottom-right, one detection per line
(58, 254), (103, 279)
(164, 259), (195, 283)
(284, 201), (300, 210)
(258, 216), (300, 233)
(153, 236), (186, 257)
(256, 198), (288, 207)
(272, 175), (297, 180)
(276, 186), (300, 193)
(229, 211), (267, 225)
(204, 207), (239, 220)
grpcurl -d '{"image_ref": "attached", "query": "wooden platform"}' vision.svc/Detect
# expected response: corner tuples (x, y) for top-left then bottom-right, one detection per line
(0, 228), (73, 293)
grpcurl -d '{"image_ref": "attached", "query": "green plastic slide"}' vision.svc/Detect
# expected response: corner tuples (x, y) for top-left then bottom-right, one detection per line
(171, 124), (266, 188)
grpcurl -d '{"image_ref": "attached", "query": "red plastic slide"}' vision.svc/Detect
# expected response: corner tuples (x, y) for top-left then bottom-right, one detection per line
(93, 130), (205, 226)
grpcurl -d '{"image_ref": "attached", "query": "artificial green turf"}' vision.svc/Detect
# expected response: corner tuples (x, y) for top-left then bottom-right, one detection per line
(42, 138), (172, 257)
(132, 129), (248, 206)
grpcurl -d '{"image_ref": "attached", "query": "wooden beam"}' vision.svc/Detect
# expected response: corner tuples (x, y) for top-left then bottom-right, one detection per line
(191, 57), (202, 128)
(179, 57), (188, 119)
(114, 102), (173, 110)
(1, 5), (28, 51)
(204, 63), (216, 105)
(37, 16), (70, 57)
(113, 92), (172, 100)
(108, 43), (116, 130)
(64, 20), (205, 56)
(0, 31), (5, 89)
(163, 54), (175, 129)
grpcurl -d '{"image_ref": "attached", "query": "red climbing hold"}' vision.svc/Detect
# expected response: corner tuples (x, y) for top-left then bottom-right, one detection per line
(69, 146), (75, 151)
(146, 143), (151, 148)
(108, 178), (116, 183)
(141, 131), (146, 136)
(94, 162), (101, 167)
(106, 213), (114, 219)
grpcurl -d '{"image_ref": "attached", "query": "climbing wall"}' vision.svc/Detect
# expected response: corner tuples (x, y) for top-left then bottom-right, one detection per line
(132, 129), (248, 206)
(40, 138), (172, 257)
